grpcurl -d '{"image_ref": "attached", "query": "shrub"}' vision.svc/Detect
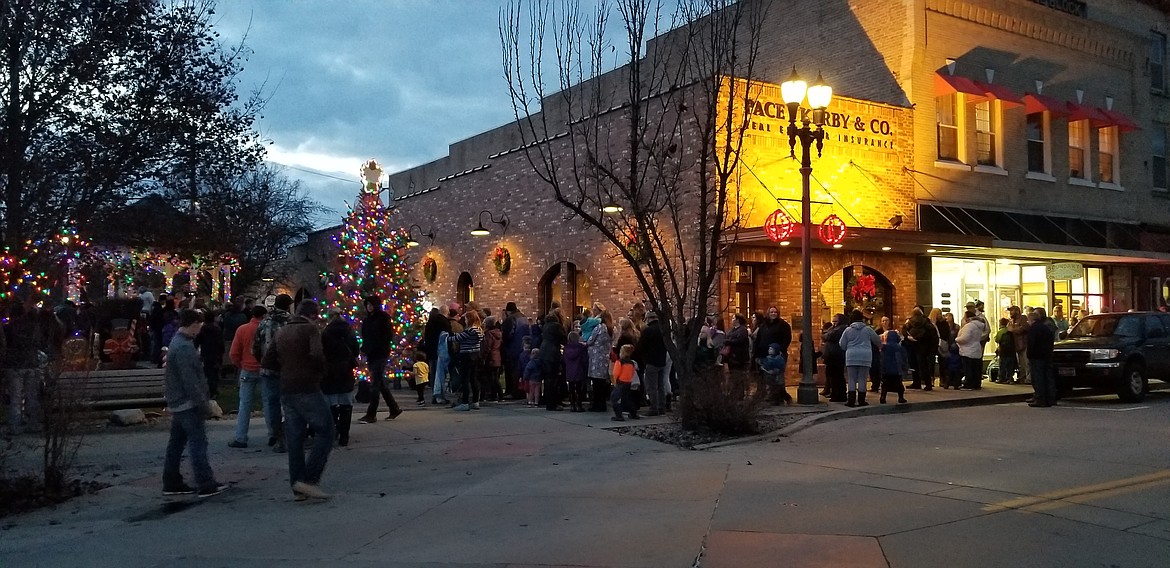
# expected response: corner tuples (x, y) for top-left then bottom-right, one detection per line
(677, 366), (766, 436)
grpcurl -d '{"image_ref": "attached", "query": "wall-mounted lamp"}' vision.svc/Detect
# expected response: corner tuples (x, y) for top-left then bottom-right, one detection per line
(470, 210), (509, 236)
(406, 224), (436, 247)
(889, 215), (903, 229)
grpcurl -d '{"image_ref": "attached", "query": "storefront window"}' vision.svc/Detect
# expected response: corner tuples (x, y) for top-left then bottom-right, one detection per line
(931, 257), (1107, 353)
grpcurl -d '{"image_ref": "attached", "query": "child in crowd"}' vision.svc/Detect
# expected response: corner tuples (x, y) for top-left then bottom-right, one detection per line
(946, 341), (963, 389)
(408, 350), (430, 407)
(523, 347), (543, 407)
(610, 343), (640, 421)
(879, 330), (909, 404)
(757, 343), (788, 405)
(563, 331), (588, 412)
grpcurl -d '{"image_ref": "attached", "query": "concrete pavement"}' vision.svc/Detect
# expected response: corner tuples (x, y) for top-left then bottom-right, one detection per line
(2, 381), (1160, 568)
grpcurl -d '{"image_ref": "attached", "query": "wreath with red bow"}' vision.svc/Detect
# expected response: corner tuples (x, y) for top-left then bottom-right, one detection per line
(422, 256), (437, 283)
(492, 246), (511, 275)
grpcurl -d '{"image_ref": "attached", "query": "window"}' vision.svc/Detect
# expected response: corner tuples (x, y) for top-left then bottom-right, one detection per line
(974, 100), (998, 166)
(1069, 120), (1089, 179)
(1098, 126), (1118, 184)
(1153, 127), (1167, 189)
(1026, 112), (1049, 173)
(1152, 32), (1166, 92)
(936, 93), (960, 161)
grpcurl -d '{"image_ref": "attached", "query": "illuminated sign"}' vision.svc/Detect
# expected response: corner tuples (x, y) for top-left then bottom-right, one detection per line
(738, 91), (900, 153)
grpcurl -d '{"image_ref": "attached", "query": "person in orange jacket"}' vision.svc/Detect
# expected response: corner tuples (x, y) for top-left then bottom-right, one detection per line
(609, 344), (640, 421)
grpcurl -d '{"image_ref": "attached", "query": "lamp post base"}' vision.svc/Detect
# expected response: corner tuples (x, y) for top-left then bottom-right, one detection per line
(796, 382), (820, 405)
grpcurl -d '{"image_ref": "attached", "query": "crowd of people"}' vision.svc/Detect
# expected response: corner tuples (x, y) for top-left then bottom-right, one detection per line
(5, 286), (1118, 502)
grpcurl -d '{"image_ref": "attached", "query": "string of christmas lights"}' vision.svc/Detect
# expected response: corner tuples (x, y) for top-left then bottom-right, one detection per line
(322, 164), (427, 382)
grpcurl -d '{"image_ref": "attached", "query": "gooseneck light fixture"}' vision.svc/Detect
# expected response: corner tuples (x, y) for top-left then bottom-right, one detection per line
(470, 210), (509, 237)
(781, 66), (833, 405)
(406, 224), (435, 247)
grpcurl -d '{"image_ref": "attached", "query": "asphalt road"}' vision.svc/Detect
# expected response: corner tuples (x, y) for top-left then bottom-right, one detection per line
(701, 391), (1170, 568)
(1, 391), (1167, 568)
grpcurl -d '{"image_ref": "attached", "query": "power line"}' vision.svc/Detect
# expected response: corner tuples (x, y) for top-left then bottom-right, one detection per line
(277, 163), (356, 184)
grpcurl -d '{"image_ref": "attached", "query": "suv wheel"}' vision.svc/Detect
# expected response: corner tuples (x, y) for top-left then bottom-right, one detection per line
(1117, 363), (1147, 403)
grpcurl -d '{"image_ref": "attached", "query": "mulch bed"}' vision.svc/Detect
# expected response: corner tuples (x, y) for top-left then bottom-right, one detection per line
(0, 476), (108, 519)
(613, 412), (811, 449)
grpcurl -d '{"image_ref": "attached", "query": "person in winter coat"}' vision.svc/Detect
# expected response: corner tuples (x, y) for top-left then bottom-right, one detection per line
(839, 310), (880, 406)
(901, 307), (935, 390)
(538, 313), (567, 411)
(821, 314), (848, 402)
(586, 311), (613, 412)
(955, 309), (987, 390)
(931, 308), (952, 389)
(563, 330), (589, 412)
(992, 317), (1017, 384)
(501, 302), (528, 399)
(358, 295), (401, 423)
(752, 306), (792, 367)
(422, 307), (451, 388)
(321, 310), (358, 446)
(452, 310), (485, 411)
(879, 330), (910, 404)
(1026, 308), (1058, 407)
(723, 315), (751, 371)
(195, 314), (224, 399)
(633, 312), (668, 416)
(481, 316), (504, 402)
(252, 294), (293, 452)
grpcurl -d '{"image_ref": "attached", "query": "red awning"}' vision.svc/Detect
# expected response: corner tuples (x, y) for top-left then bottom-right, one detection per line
(1098, 108), (1141, 132)
(974, 81), (1023, 107)
(935, 72), (987, 100)
(1023, 93), (1068, 116)
(1066, 102), (1111, 126)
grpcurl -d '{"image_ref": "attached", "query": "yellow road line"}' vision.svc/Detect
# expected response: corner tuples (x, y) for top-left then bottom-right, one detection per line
(984, 469), (1170, 512)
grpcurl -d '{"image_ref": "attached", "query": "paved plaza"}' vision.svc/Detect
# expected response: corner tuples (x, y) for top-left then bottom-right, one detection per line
(2, 383), (1167, 568)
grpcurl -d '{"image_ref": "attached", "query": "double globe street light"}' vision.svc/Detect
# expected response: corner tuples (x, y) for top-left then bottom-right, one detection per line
(780, 67), (833, 405)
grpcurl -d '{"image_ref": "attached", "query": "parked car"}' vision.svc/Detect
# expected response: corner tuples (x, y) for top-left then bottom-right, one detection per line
(1051, 311), (1170, 402)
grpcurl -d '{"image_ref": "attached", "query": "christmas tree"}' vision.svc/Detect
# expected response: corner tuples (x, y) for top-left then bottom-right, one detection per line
(324, 159), (426, 382)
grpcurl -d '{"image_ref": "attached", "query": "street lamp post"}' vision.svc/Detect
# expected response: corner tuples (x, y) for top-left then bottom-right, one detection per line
(780, 67), (833, 405)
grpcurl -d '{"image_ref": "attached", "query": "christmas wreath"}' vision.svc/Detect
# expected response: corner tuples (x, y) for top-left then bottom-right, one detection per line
(422, 256), (437, 282)
(492, 246), (511, 275)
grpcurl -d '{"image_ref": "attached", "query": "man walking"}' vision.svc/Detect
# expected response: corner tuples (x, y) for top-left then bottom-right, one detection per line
(358, 296), (402, 423)
(253, 294), (293, 452)
(162, 310), (226, 498)
(262, 300), (333, 500)
(227, 306), (267, 448)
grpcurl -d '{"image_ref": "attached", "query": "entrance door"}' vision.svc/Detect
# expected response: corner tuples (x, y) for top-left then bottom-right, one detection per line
(457, 272), (474, 306)
(538, 262), (590, 318)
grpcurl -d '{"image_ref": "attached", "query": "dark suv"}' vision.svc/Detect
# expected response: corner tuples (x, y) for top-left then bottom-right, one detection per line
(1051, 311), (1170, 402)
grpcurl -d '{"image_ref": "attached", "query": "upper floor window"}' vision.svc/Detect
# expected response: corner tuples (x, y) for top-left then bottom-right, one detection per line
(1153, 126), (1167, 189)
(1098, 126), (1119, 185)
(1152, 32), (1166, 92)
(1069, 119), (1090, 180)
(936, 93), (960, 161)
(1026, 112), (1050, 174)
(973, 100), (999, 167)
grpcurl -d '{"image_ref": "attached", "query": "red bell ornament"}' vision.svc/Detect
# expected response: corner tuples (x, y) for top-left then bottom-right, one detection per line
(818, 214), (847, 245)
(764, 209), (796, 242)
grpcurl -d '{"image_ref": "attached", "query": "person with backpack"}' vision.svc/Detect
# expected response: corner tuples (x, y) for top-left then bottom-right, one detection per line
(252, 294), (293, 453)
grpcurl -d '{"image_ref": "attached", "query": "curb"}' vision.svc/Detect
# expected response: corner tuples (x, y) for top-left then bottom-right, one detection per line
(694, 392), (1034, 450)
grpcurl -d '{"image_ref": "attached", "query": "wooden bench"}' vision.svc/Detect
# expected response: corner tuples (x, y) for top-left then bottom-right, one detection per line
(56, 368), (167, 410)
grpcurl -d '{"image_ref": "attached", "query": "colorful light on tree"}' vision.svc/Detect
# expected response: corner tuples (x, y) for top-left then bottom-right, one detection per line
(323, 159), (427, 382)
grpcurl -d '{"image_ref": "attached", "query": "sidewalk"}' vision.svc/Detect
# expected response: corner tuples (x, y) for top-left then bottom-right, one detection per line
(0, 381), (1065, 568)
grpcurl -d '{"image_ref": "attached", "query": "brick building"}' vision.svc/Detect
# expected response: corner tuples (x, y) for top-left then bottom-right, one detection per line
(290, 0), (1170, 363)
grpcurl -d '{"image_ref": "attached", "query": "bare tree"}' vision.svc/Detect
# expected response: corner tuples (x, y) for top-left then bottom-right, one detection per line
(501, 0), (767, 382)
